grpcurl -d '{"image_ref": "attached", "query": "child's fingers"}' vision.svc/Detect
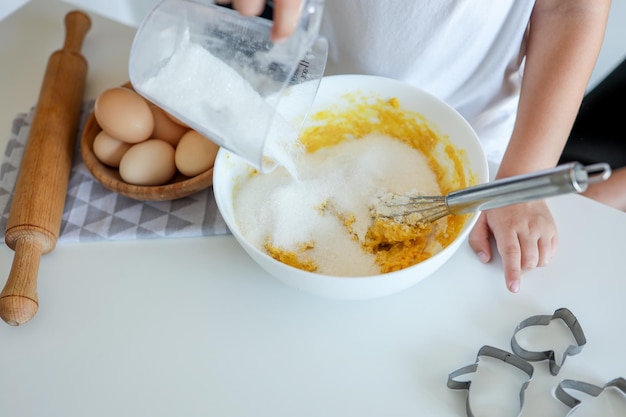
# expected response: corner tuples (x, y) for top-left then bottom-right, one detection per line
(271, 0), (303, 41)
(231, 0), (266, 16)
(497, 236), (523, 293)
(468, 214), (493, 264)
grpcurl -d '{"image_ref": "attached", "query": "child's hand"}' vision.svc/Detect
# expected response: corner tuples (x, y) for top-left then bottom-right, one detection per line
(468, 200), (559, 293)
(216, 0), (303, 42)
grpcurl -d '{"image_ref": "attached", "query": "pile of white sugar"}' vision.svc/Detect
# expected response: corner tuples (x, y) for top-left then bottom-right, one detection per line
(233, 133), (442, 277)
(137, 32), (301, 174)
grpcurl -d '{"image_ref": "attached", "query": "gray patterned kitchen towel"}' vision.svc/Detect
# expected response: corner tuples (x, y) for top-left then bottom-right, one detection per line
(0, 101), (230, 243)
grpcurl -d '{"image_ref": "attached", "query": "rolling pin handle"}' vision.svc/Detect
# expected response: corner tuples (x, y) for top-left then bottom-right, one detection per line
(63, 10), (92, 53)
(0, 238), (43, 326)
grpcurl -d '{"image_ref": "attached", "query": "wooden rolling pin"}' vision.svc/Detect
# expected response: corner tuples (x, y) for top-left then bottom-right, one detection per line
(0, 11), (91, 326)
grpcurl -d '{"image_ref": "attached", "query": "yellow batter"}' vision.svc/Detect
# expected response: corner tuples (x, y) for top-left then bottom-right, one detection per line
(265, 94), (475, 274)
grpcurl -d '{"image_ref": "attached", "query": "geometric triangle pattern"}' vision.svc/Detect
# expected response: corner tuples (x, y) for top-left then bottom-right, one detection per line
(0, 101), (230, 244)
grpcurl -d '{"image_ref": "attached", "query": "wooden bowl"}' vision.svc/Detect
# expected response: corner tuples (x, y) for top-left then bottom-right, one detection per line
(80, 111), (214, 201)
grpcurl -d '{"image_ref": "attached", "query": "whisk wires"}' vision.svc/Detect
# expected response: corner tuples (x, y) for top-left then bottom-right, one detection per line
(371, 192), (451, 226)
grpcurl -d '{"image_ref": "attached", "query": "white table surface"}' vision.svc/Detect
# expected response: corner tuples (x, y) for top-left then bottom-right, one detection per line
(2, 1), (626, 416)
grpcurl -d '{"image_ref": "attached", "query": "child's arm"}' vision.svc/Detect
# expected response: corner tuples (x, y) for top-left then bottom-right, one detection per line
(469, 0), (611, 292)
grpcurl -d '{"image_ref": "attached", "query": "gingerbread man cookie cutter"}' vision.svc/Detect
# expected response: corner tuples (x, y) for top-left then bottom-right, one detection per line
(555, 377), (626, 416)
(511, 307), (586, 376)
(447, 345), (534, 417)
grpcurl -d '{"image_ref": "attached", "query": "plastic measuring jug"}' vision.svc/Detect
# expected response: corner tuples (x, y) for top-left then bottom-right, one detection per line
(129, 0), (328, 172)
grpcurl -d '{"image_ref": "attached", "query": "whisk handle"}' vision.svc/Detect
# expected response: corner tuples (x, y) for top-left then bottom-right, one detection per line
(446, 162), (611, 214)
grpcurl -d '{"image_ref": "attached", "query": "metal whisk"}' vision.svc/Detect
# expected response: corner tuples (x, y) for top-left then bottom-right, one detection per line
(373, 162), (612, 225)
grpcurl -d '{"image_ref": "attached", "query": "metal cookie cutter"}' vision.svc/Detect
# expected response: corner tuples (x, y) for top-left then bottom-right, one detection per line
(447, 345), (534, 417)
(511, 307), (586, 376)
(555, 377), (626, 416)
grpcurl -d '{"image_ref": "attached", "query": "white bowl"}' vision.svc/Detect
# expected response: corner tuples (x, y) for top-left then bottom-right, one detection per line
(213, 74), (488, 300)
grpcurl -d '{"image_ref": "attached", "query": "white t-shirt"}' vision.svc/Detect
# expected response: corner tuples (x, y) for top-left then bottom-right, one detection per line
(319, 0), (536, 163)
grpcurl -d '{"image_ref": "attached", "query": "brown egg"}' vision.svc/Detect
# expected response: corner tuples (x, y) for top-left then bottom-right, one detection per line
(165, 111), (189, 128)
(92, 130), (132, 167)
(149, 103), (189, 147)
(119, 139), (177, 186)
(175, 130), (220, 177)
(94, 87), (154, 144)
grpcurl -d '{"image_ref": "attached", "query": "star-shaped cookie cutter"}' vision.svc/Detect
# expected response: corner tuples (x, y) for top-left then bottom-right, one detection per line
(511, 307), (586, 376)
(555, 377), (626, 416)
(447, 345), (534, 417)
